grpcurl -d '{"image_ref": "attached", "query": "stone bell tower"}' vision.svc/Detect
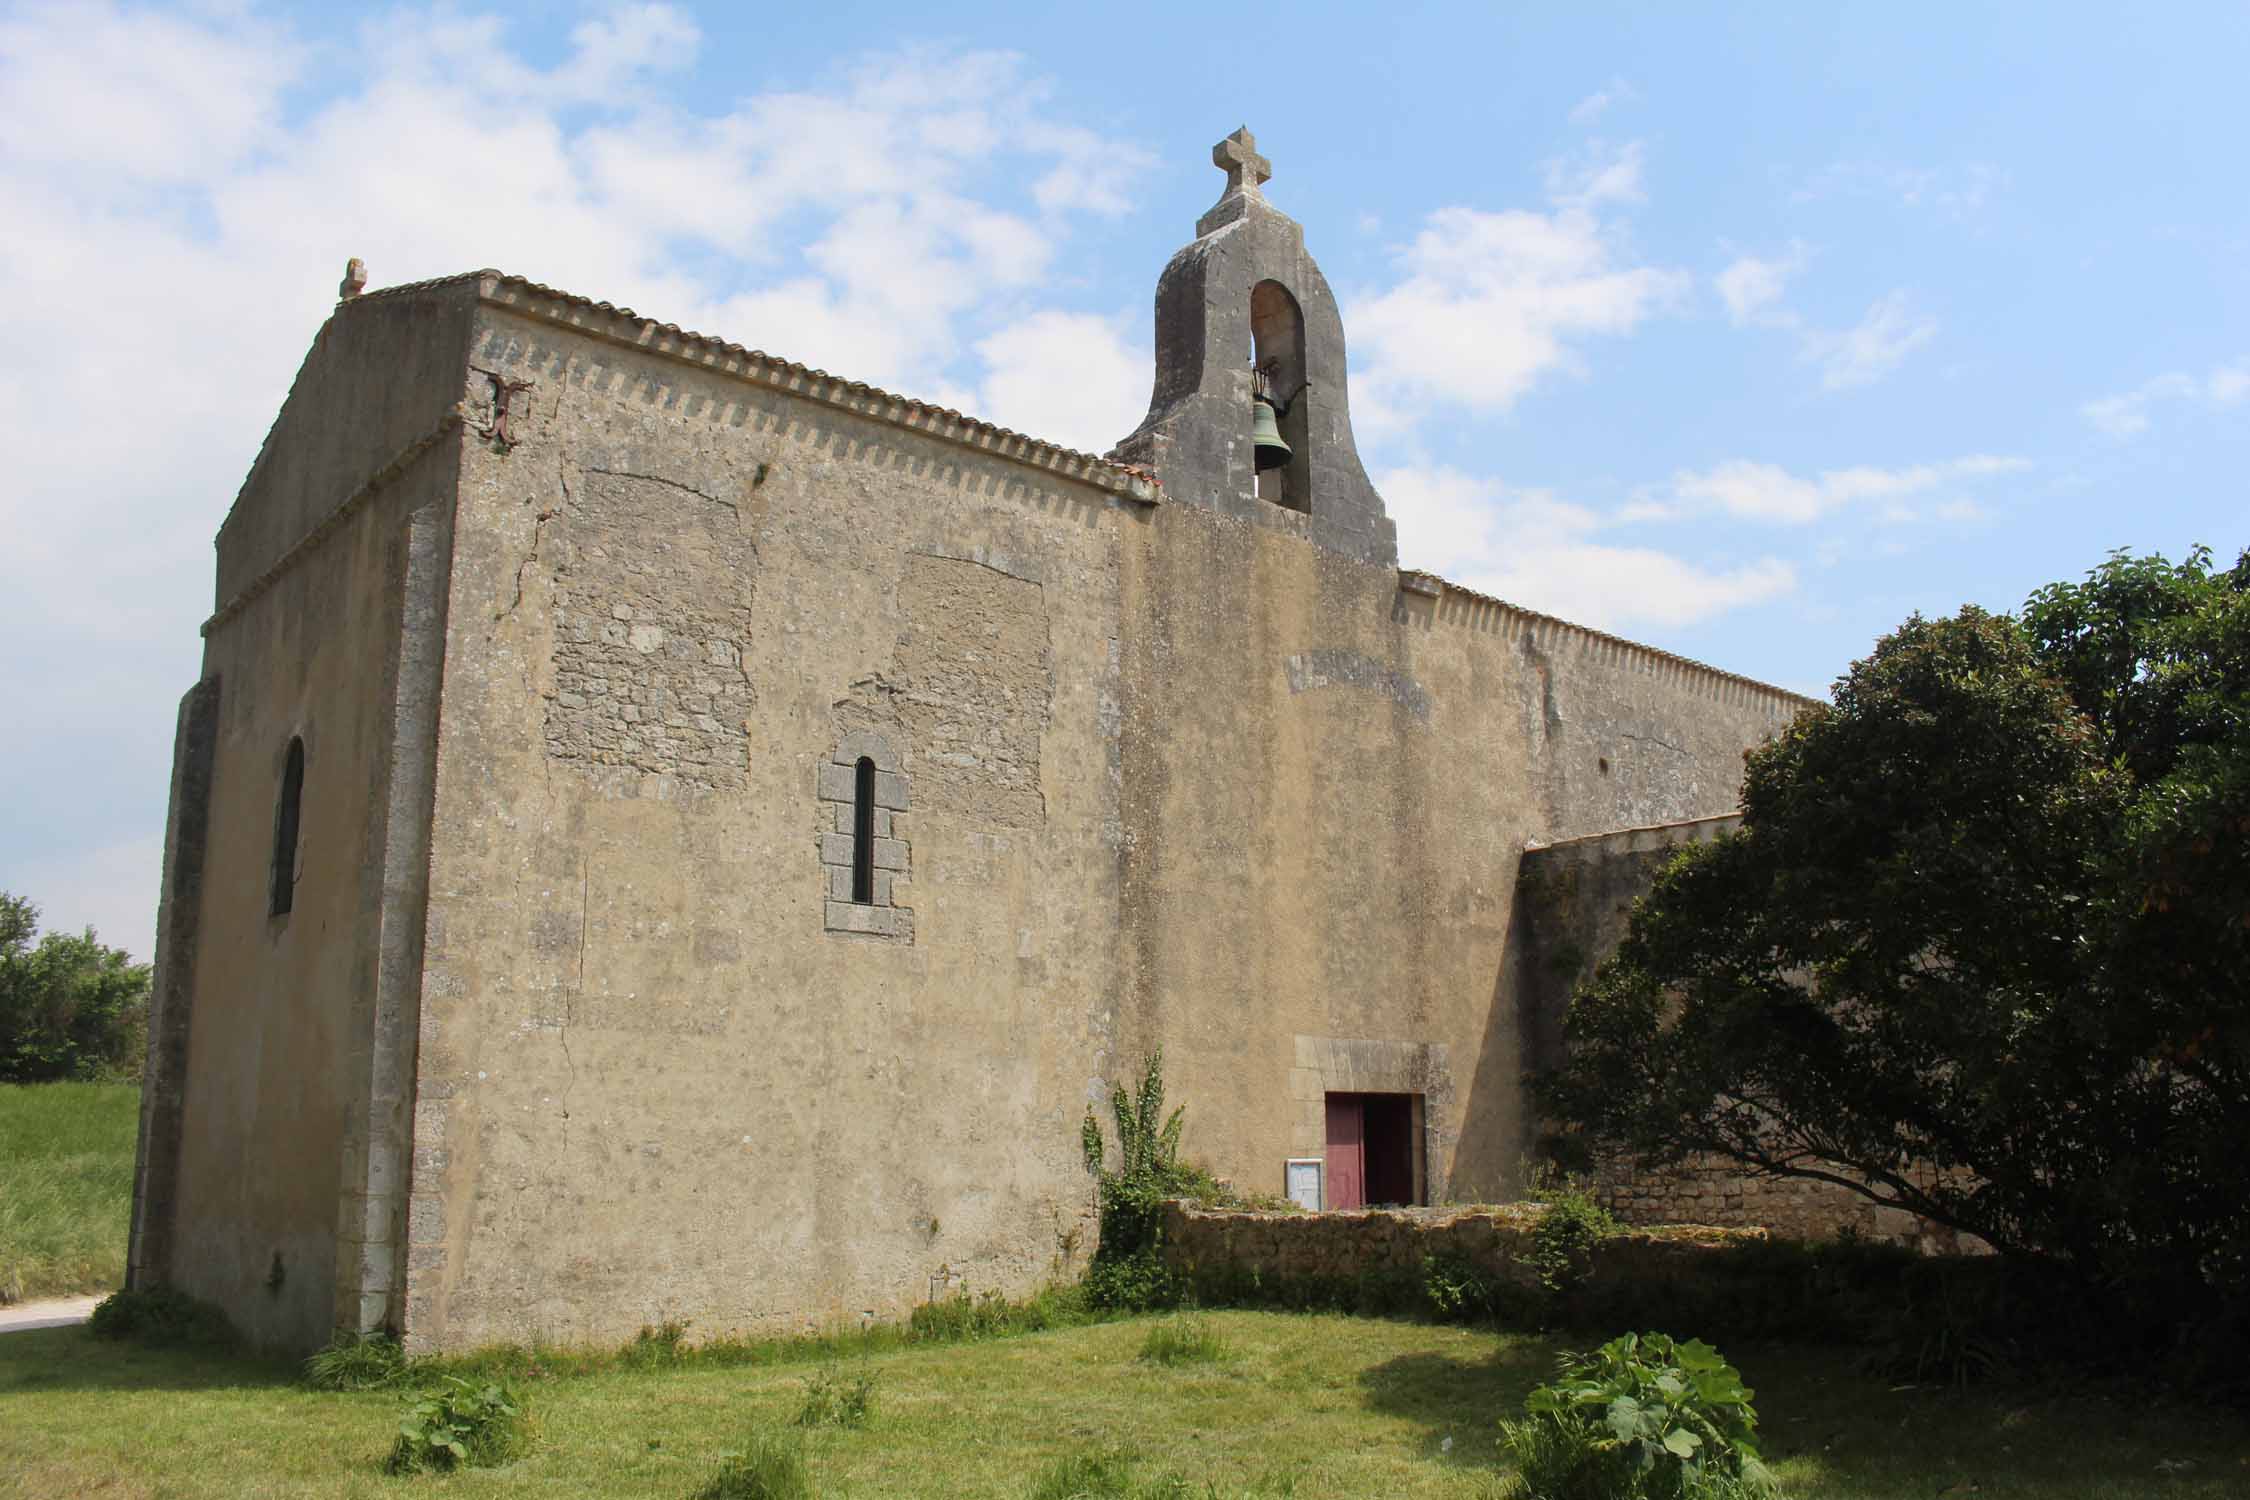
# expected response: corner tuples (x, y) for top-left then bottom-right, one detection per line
(1111, 127), (1398, 567)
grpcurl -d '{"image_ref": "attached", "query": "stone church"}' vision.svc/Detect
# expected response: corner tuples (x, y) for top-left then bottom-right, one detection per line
(129, 130), (1811, 1353)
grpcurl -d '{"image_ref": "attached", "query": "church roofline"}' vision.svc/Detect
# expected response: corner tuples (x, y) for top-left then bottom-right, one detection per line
(1397, 568), (1823, 714)
(1523, 812), (1744, 857)
(361, 269), (1164, 504)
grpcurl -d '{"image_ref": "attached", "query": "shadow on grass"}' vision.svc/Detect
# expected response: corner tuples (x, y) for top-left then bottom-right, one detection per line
(1357, 1332), (2250, 1500)
(1740, 1341), (2250, 1499)
(0, 1324), (299, 1395)
(1356, 1337), (1555, 1471)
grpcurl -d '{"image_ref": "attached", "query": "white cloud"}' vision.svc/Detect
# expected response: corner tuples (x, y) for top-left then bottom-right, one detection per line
(0, 3), (1156, 954)
(1795, 160), (2007, 222)
(2082, 359), (2250, 438)
(0, 1), (300, 182)
(1568, 77), (1637, 126)
(1713, 244), (1936, 392)
(1715, 242), (1808, 326)
(1030, 126), (1156, 218)
(1380, 465), (1795, 632)
(1351, 159), (1686, 427)
(1671, 455), (2029, 525)
(1802, 290), (1939, 390)
(973, 311), (1148, 454)
(1544, 140), (1646, 208)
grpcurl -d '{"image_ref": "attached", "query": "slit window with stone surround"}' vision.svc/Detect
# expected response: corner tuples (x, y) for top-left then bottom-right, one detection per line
(817, 732), (913, 941)
(269, 736), (303, 917)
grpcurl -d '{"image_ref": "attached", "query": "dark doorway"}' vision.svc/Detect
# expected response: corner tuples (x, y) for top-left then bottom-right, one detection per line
(1324, 1092), (1419, 1209)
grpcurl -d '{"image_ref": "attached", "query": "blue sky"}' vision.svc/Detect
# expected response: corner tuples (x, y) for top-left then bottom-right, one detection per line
(1, 1), (2244, 957)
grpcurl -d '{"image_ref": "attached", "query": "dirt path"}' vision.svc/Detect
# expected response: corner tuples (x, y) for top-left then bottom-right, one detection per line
(0, 1293), (102, 1333)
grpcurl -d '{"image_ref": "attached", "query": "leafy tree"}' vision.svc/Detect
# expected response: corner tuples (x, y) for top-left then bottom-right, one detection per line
(1536, 549), (2250, 1296)
(0, 892), (151, 1083)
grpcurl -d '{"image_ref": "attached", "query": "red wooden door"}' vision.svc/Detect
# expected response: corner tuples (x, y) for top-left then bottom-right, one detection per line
(1325, 1095), (1365, 1210)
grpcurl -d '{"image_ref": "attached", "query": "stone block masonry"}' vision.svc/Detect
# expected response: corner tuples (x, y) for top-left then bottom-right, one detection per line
(543, 470), (756, 789)
(815, 728), (913, 942)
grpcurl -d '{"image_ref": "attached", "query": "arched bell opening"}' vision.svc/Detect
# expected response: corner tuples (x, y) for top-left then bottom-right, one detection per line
(1250, 279), (1311, 514)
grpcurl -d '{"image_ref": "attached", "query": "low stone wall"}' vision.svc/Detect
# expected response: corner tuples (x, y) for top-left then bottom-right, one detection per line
(1157, 1202), (1766, 1296)
(1594, 1158), (1984, 1256)
(1597, 1159), (1904, 1244)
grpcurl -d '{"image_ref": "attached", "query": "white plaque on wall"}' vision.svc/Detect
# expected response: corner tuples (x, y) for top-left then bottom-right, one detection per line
(1285, 1158), (1323, 1212)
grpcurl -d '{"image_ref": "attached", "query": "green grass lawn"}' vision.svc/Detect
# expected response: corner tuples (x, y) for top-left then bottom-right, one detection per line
(4, 1310), (2247, 1498)
(0, 1081), (139, 1303)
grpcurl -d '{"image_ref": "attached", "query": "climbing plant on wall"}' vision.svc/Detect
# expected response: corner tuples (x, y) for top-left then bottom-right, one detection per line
(1079, 1048), (1230, 1309)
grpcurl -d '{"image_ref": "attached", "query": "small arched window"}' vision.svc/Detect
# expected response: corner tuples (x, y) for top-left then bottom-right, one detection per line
(817, 732), (911, 941)
(851, 757), (876, 904)
(269, 737), (304, 917)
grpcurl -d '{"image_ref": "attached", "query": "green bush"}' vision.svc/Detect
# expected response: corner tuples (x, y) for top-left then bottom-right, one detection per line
(1499, 1332), (1774, 1500)
(1422, 1249), (1500, 1321)
(86, 1285), (236, 1350)
(694, 1431), (812, 1500)
(1529, 1188), (1616, 1299)
(304, 1330), (408, 1391)
(1083, 1248), (1184, 1313)
(793, 1364), (877, 1428)
(0, 894), (148, 1084)
(1136, 1317), (1231, 1366)
(385, 1375), (534, 1474)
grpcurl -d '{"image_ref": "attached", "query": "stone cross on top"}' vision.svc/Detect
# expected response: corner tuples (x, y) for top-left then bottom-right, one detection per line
(1213, 126), (1271, 198)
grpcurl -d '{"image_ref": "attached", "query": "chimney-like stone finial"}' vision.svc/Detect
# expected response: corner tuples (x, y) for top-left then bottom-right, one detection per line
(339, 258), (367, 301)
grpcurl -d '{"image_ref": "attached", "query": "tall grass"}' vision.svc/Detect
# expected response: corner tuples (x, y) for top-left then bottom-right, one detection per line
(0, 1081), (139, 1302)
(1136, 1317), (1232, 1366)
(694, 1432), (812, 1500)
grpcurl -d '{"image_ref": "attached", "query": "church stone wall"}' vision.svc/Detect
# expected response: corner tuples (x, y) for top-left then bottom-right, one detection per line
(214, 279), (479, 604)
(1111, 513), (1804, 1214)
(396, 300), (1139, 1350)
(160, 391), (462, 1352)
(152, 239), (1819, 1353)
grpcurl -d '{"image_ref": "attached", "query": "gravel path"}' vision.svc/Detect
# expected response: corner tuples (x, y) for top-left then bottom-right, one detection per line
(0, 1293), (103, 1333)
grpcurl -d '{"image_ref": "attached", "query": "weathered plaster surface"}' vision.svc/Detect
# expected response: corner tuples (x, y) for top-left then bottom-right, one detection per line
(163, 289), (469, 1348)
(398, 301), (1132, 1349)
(128, 677), (221, 1295)
(1112, 511), (1802, 1213)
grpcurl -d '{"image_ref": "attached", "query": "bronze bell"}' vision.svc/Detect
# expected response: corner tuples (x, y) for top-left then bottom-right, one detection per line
(1252, 397), (1291, 472)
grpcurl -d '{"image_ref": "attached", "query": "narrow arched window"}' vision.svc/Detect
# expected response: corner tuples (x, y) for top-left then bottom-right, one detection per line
(851, 757), (876, 904)
(270, 737), (304, 917)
